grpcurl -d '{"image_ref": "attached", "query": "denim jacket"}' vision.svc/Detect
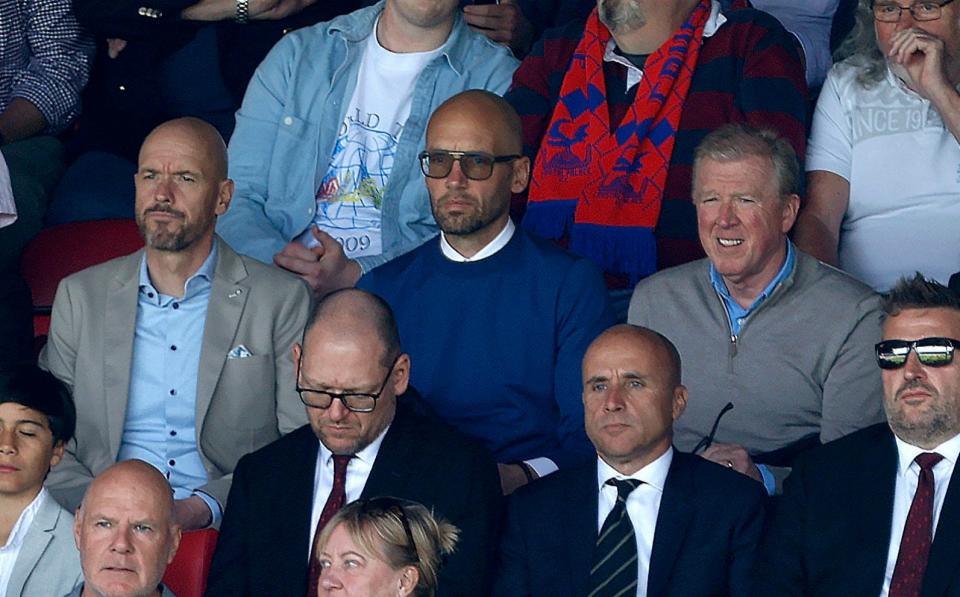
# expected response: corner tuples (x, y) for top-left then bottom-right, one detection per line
(217, 1), (519, 272)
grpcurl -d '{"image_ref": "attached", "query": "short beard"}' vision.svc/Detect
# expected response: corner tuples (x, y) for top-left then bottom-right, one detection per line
(885, 381), (960, 448)
(598, 0), (646, 34)
(136, 206), (203, 252)
(431, 194), (505, 237)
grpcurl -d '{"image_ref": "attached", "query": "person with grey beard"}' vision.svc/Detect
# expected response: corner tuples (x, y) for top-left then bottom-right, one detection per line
(505, 0), (808, 320)
(796, 0), (960, 292)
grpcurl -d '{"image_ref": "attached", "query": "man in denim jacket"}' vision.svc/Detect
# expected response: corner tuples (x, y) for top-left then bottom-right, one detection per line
(218, 0), (518, 297)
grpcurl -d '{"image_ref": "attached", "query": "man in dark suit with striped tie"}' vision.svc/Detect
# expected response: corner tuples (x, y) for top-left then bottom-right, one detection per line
(493, 323), (766, 596)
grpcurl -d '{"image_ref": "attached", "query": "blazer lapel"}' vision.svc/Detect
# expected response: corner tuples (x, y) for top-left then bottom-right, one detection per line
(195, 239), (249, 432)
(851, 429), (899, 593)
(5, 495), (59, 596)
(646, 452), (695, 597)
(276, 427), (321, 584)
(922, 455), (960, 596)
(361, 404), (416, 499)
(103, 251), (141, 455)
(564, 462), (601, 595)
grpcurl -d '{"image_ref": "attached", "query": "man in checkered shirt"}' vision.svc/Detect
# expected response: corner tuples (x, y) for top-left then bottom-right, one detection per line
(0, 0), (93, 361)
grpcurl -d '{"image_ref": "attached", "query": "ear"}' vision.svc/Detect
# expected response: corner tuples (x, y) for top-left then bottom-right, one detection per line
(166, 524), (182, 566)
(214, 178), (235, 216)
(780, 193), (800, 234)
(511, 156), (531, 194)
(671, 385), (688, 421)
(397, 565), (420, 596)
(73, 508), (83, 548)
(292, 343), (302, 378)
(49, 440), (65, 469)
(392, 353), (411, 396)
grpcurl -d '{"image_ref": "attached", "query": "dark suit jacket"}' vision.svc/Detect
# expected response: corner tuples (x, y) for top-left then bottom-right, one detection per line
(755, 423), (960, 596)
(493, 451), (766, 596)
(205, 399), (502, 597)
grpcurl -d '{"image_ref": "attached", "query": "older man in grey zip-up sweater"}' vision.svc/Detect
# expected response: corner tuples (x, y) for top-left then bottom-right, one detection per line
(628, 124), (883, 494)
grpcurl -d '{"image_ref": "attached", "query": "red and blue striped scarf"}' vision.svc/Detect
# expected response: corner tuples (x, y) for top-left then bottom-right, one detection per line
(523, 1), (711, 284)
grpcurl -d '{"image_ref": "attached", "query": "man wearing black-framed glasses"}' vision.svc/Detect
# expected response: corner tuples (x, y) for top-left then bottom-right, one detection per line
(757, 274), (960, 595)
(207, 288), (501, 597)
(359, 90), (613, 497)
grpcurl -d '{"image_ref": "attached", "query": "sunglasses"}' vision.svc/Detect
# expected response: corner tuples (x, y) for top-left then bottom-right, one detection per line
(875, 337), (960, 369)
(418, 150), (521, 181)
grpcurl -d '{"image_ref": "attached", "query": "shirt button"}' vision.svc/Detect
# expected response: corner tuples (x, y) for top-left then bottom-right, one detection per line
(737, 318), (745, 324)
(170, 430), (177, 436)
(169, 389), (176, 396)
(283, 116), (294, 126)
(147, 291), (154, 298)
(119, 85), (127, 92)
(172, 302), (179, 310)
(170, 345), (177, 351)
(169, 459), (176, 466)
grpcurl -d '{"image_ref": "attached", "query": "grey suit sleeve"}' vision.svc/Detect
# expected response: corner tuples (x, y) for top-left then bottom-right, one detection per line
(274, 278), (311, 434)
(39, 280), (95, 510)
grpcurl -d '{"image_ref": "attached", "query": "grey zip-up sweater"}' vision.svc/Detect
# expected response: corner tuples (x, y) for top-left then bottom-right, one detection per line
(628, 250), (885, 457)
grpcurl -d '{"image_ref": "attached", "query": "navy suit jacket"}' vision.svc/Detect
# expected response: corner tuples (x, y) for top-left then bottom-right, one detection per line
(205, 399), (502, 597)
(493, 450), (766, 596)
(755, 423), (960, 596)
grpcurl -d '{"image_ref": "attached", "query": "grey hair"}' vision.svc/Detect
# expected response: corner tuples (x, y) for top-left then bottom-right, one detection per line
(692, 124), (801, 198)
(834, 0), (888, 88)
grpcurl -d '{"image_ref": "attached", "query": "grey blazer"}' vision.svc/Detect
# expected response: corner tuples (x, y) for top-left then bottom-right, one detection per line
(39, 237), (311, 512)
(6, 491), (82, 597)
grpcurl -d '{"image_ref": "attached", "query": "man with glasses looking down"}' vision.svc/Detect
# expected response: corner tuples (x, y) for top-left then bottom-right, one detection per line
(358, 90), (613, 496)
(206, 288), (501, 597)
(796, 0), (960, 291)
(756, 274), (960, 595)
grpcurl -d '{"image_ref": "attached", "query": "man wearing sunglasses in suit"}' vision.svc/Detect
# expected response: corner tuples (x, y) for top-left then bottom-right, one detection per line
(756, 274), (960, 596)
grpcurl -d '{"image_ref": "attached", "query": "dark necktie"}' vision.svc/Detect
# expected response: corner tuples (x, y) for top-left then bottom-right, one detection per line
(889, 452), (945, 597)
(306, 454), (352, 596)
(587, 478), (643, 597)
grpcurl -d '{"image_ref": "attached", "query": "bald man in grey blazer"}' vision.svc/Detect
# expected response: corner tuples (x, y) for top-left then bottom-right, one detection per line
(39, 118), (310, 531)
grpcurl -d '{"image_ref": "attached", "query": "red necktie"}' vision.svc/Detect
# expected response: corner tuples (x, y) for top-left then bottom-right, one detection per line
(306, 454), (352, 596)
(889, 452), (944, 597)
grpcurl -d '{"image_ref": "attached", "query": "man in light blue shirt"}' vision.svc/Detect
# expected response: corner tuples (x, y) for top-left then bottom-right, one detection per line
(217, 0), (518, 298)
(40, 118), (312, 530)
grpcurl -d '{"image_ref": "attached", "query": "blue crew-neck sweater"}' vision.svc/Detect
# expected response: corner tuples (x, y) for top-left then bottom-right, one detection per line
(358, 229), (613, 468)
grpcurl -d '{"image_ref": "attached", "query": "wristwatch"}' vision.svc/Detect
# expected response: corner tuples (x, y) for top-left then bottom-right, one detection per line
(235, 0), (249, 24)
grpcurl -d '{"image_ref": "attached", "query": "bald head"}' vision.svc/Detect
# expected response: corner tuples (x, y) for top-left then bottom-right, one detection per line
(140, 117), (228, 181)
(75, 461), (181, 597)
(586, 324), (683, 389)
(303, 288), (401, 367)
(428, 90), (523, 155)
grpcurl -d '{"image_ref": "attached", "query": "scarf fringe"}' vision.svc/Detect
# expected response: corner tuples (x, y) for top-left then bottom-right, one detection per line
(570, 223), (657, 285)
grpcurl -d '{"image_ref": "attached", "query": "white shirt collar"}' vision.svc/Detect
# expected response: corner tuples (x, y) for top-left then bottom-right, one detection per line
(894, 431), (960, 476)
(0, 488), (48, 551)
(596, 446), (674, 494)
(604, 0), (726, 91)
(439, 218), (515, 262)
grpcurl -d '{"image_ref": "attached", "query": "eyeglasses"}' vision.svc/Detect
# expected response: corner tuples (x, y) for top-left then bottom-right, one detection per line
(875, 337), (960, 369)
(359, 497), (420, 564)
(296, 355), (400, 412)
(418, 150), (521, 181)
(690, 402), (734, 454)
(872, 0), (956, 22)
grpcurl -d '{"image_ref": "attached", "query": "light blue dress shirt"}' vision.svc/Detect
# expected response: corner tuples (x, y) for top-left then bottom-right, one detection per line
(708, 240), (796, 495)
(120, 243), (221, 524)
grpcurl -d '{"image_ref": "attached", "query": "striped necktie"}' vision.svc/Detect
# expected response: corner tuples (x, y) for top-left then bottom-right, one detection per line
(588, 478), (643, 597)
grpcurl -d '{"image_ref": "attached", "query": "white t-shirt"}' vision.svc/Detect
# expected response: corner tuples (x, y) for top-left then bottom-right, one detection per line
(299, 22), (443, 259)
(807, 60), (960, 291)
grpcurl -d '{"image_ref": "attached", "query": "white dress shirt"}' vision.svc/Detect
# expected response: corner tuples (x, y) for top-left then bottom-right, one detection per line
(596, 447), (673, 597)
(307, 425), (391, 559)
(0, 488), (49, 596)
(880, 432), (960, 596)
(0, 153), (15, 229)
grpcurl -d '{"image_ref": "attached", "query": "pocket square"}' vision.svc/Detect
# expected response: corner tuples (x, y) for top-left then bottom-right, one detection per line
(227, 345), (253, 359)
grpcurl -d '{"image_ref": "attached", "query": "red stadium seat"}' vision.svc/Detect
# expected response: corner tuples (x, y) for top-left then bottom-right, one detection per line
(164, 528), (219, 597)
(20, 219), (142, 339)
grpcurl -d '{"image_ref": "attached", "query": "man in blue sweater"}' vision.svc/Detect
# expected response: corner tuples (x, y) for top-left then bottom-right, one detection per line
(359, 90), (613, 494)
